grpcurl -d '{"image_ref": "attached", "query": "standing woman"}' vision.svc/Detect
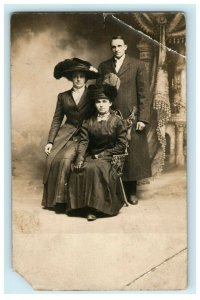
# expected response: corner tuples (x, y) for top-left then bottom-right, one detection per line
(67, 84), (127, 221)
(42, 58), (99, 210)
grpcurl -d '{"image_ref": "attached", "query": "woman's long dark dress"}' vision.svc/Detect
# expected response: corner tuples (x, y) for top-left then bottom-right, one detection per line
(42, 87), (93, 208)
(67, 112), (127, 216)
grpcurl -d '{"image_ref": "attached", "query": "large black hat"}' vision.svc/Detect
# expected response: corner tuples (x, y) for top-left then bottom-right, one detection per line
(88, 84), (117, 102)
(54, 57), (100, 81)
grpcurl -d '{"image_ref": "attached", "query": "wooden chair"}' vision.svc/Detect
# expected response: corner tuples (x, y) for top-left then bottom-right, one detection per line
(111, 152), (129, 206)
(111, 109), (129, 206)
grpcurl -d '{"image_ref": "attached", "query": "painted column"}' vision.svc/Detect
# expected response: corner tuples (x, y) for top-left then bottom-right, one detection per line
(165, 123), (176, 165)
(172, 44), (186, 166)
(175, 122), (185, 166)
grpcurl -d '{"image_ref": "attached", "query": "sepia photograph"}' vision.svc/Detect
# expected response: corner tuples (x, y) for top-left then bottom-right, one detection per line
(11, 11), (187, 291)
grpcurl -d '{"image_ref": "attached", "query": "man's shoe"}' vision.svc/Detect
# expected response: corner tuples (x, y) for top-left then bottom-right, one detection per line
(87, 214), (97, 221)
(128, 195), (138, 205)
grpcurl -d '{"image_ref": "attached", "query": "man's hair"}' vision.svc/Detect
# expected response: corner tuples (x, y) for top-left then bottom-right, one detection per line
(111, 35), (127, 45)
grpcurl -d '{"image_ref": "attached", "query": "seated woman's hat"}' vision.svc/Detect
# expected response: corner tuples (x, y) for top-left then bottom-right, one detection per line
(88, 84), (117, 102)
(88, 72), (118, 102)
(54, 58), (100, 80)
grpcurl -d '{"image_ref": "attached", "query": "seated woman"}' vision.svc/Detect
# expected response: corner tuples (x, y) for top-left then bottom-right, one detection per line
(42, 58), (99, 211)
(67, 84), (127, 221)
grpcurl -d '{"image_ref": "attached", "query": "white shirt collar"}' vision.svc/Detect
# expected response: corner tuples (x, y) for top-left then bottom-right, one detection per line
(72, 86), (86, 105)
(114, 54), (125, 73)
(72, 85), (85, 94)
(114, 54), (125, 63)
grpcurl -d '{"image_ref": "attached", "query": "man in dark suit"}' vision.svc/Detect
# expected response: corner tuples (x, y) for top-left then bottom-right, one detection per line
(98, 36), (152, 205)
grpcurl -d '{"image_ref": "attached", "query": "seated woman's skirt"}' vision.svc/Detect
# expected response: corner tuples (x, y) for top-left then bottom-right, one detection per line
(67, 157), (124, 216)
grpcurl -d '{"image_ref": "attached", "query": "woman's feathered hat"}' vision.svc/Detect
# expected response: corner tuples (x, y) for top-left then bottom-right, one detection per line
(54, 57), (100, 80)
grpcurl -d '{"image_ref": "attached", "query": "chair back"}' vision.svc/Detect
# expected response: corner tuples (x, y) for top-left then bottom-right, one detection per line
(111, 109), (129, 176)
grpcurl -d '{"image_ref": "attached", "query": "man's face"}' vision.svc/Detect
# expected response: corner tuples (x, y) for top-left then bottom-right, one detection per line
(111, 39), (127, 59)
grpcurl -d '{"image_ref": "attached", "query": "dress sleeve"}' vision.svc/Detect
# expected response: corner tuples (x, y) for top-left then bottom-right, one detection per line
(103, 117), (127, 156)
(47, 94), (65, 144)
(75, 120), (90, 163)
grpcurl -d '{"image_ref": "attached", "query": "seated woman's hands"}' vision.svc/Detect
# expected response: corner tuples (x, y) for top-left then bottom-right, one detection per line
(74, 161), (84, 172)
(91, 152), (104, 159)
(45, 143), (53, 155)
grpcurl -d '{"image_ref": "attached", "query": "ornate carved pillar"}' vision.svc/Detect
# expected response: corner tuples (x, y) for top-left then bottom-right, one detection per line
(136, 38), (152, 77)
(175, 122), (186, 166)
(177, 45), (186, 115)
(171, 43), (186, 166)
(172, 44), (186, 115)
(132, 12), (186, 172)
(157, 14), (167, 66)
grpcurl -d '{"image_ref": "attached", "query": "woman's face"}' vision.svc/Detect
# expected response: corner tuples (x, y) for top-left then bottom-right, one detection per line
(95, 98), (112, 115)
(71, 72), (87, 89)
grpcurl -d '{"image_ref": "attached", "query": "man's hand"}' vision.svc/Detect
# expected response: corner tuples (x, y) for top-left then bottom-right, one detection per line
(136, 121), (146, 131)
(45, 143), (53, 155)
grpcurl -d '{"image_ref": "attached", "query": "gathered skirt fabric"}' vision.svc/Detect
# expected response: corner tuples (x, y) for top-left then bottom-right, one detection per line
(42, 139), (78, 208)
(67, 157), (124, 216)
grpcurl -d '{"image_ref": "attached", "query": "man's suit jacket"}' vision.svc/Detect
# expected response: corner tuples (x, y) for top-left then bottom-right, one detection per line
(98, 55), (152, 181)
(98, 55), (150, 122)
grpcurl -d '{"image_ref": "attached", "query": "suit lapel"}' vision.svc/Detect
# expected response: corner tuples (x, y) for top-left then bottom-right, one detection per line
(77, 87), (88, 110)
(110, 59), (116, 73)
(68, 89), (77, 106)
(117, 56), (130, 76)
(66, 87), (88, 110)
